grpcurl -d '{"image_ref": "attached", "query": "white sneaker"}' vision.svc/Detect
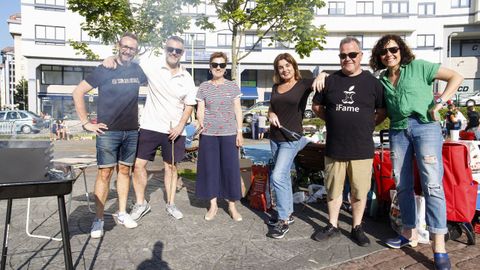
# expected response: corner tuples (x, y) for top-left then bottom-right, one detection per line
(115, 212), (138, 229)
(166, 204), (183, 220)
(130, 201), (151, 221)
(90, 218), (104, 238)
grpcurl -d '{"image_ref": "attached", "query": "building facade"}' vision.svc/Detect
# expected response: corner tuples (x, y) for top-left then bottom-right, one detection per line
(8, 0), (480, 118)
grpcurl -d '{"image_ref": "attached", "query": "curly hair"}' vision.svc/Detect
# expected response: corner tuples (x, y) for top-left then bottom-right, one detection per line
(272, 53), (302, 84)
(369, 34), (415, 71)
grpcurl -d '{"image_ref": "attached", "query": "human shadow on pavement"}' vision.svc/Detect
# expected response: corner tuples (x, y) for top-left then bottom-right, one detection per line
(137, 241), (171, 270)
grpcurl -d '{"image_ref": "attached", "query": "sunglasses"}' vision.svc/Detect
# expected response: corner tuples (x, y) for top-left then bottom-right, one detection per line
(279, 126), (302, 141)
(339, 52), (361, 60)
(166, 47), (184, 54)
(380, 46), (399, 56)
(210, 62), (227, 69)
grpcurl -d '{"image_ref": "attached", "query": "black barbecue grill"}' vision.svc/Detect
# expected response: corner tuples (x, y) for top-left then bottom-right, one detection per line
(0, 140), (74, 270)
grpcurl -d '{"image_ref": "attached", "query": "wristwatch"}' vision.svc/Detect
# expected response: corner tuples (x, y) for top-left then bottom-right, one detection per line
(435, 97), (444, 105)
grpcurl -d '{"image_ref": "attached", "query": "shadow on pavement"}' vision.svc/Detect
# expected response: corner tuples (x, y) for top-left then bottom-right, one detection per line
(137, 241), (171, 270)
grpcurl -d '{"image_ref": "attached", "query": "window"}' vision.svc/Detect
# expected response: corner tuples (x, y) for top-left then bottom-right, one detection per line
(218, 34), (232, 47)
(418, 2), (435, 16)
(35, 25), (65, 45)
(181, 1), (206, 14)
(451, 0), (470, 8)
(245, 34), (261, 51)
(41, 65), (94, 85)
(357, 1), (374, 15)
(329, 2), (345, 15)
(34, 0), (65, 10)
(347, 35), (364, 49)
(275, 41), (290, 49)
(184, 33), (206, 49)
(383, 1), (409, 16)
(246, 1), (256, 14)
(81, 29), (100, 43)
(417, 34), (435, 47)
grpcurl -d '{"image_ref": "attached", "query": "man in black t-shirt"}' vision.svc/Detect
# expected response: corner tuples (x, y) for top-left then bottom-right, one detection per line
(72, 33), (147, 239)
(312, 37), (386, 247)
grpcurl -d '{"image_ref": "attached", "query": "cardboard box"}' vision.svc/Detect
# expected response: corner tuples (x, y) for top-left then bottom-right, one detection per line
(240, 158), (253, 197)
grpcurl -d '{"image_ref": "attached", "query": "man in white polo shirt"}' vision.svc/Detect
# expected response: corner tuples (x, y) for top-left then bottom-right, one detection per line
(136, 36), (196, 220)
(104, 35), (196, 220)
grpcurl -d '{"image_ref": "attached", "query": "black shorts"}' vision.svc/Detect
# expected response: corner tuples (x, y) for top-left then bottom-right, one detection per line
(136, 129), (186, 163)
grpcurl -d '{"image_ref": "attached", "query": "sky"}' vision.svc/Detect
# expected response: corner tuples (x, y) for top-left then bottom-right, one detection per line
(0, 0), (21, 50)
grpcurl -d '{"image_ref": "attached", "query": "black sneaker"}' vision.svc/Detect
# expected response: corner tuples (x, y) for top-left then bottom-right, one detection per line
(267, 215), (295, 227)
(313, 222), (341, 242)
(267, 223), (289, 239)
(351, 225), (370, 247)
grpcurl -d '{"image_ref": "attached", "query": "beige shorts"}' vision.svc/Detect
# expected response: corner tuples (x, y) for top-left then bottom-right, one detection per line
(324, 156), (373, 201)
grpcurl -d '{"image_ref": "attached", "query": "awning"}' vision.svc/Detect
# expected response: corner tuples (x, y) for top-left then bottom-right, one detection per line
(241, 86), (258, 100)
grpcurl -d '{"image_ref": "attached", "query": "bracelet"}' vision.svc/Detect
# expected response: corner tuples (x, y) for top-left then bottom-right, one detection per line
(237, 128), (243, 133)
(81, 121), (90, 129)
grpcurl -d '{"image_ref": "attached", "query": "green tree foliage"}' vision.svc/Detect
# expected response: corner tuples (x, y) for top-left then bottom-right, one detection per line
(197, 0), (327, 81)
(14, 78), (28, 110)
(68, 0), (199, 58)
(68, 0), (327, 82)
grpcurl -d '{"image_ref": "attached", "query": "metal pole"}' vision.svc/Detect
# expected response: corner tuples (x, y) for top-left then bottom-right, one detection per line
(191, 33), (195, 81)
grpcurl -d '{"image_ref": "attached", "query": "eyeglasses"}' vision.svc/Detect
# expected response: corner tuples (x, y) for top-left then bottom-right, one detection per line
(379, 46), (399, 56)
(210, 62), (227, 69)
(339, 52), (361, 60)
(279, 126), (302, 141)
(166, 47), (184, 54)
(120, 44), (138, 52)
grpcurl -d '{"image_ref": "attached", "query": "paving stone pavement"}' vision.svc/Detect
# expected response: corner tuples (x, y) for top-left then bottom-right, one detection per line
(0, 140), (478, 269)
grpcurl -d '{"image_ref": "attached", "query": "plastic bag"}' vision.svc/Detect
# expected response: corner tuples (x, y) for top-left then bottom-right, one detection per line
(293, 191), (306, 204)
(389, 191), (429, 244)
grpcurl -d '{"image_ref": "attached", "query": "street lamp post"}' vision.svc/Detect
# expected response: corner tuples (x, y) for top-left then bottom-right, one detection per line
(190, 33), (195, 82)
(448, 32), (458, 67)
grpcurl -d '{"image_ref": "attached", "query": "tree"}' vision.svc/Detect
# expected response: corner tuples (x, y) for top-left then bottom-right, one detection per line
(68, 0), (199, 59)
(68, 0), (327, 82)
(197, 0), (327, 81)
(15, 78), (28, 110)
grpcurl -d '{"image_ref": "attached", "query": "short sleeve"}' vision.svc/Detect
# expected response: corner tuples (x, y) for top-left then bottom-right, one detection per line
(416, 59), (440, 84)
(85, 65), (108, 88)
(196, 83), (206, 101)
(231, 81), (242, 98)
(184, 72), (197, 106)
(374, 81), (386, 109)
(138, 66), (148, 85)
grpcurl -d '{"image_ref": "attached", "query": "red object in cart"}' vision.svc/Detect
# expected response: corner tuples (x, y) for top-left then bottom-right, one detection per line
(248, 165), (270, 212)
(442, 142), (478, 223)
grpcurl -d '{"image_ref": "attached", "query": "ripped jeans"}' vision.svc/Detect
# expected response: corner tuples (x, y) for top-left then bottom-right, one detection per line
(390, 117), (447, 234)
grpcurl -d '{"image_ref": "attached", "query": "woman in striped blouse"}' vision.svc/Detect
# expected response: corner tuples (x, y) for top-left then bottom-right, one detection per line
(195, 52), (244, 221)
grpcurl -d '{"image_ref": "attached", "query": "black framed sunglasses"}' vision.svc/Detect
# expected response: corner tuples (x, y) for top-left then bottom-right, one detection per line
(380, 46), (399, 56)
(279, 126), (302, 141)
(210, 62), (227, 69)
(339, 52), (361, 60)
(166, 46), (184, 54)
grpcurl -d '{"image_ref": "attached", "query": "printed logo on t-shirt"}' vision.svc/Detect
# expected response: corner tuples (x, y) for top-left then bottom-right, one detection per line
(112, 78), (140, 84)
(336, 85), (360, 112)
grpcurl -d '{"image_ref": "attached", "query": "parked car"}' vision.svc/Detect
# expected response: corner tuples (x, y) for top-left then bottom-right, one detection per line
(458, 92), (480, 107)
(243, 101), (270, 123)
(0, 110), (44, 134)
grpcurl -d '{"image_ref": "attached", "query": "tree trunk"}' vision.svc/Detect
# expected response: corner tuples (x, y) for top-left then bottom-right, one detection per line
(231, 26), (240, 85)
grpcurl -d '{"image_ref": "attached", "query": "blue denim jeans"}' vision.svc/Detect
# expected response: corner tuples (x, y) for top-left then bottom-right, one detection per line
(96, 130), (138, 168)
(390, 117), (447, 234)
(270, 137), (309, 221)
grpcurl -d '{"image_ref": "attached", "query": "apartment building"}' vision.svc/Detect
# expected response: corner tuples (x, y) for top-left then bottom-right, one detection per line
(8, 0), (480, 118)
